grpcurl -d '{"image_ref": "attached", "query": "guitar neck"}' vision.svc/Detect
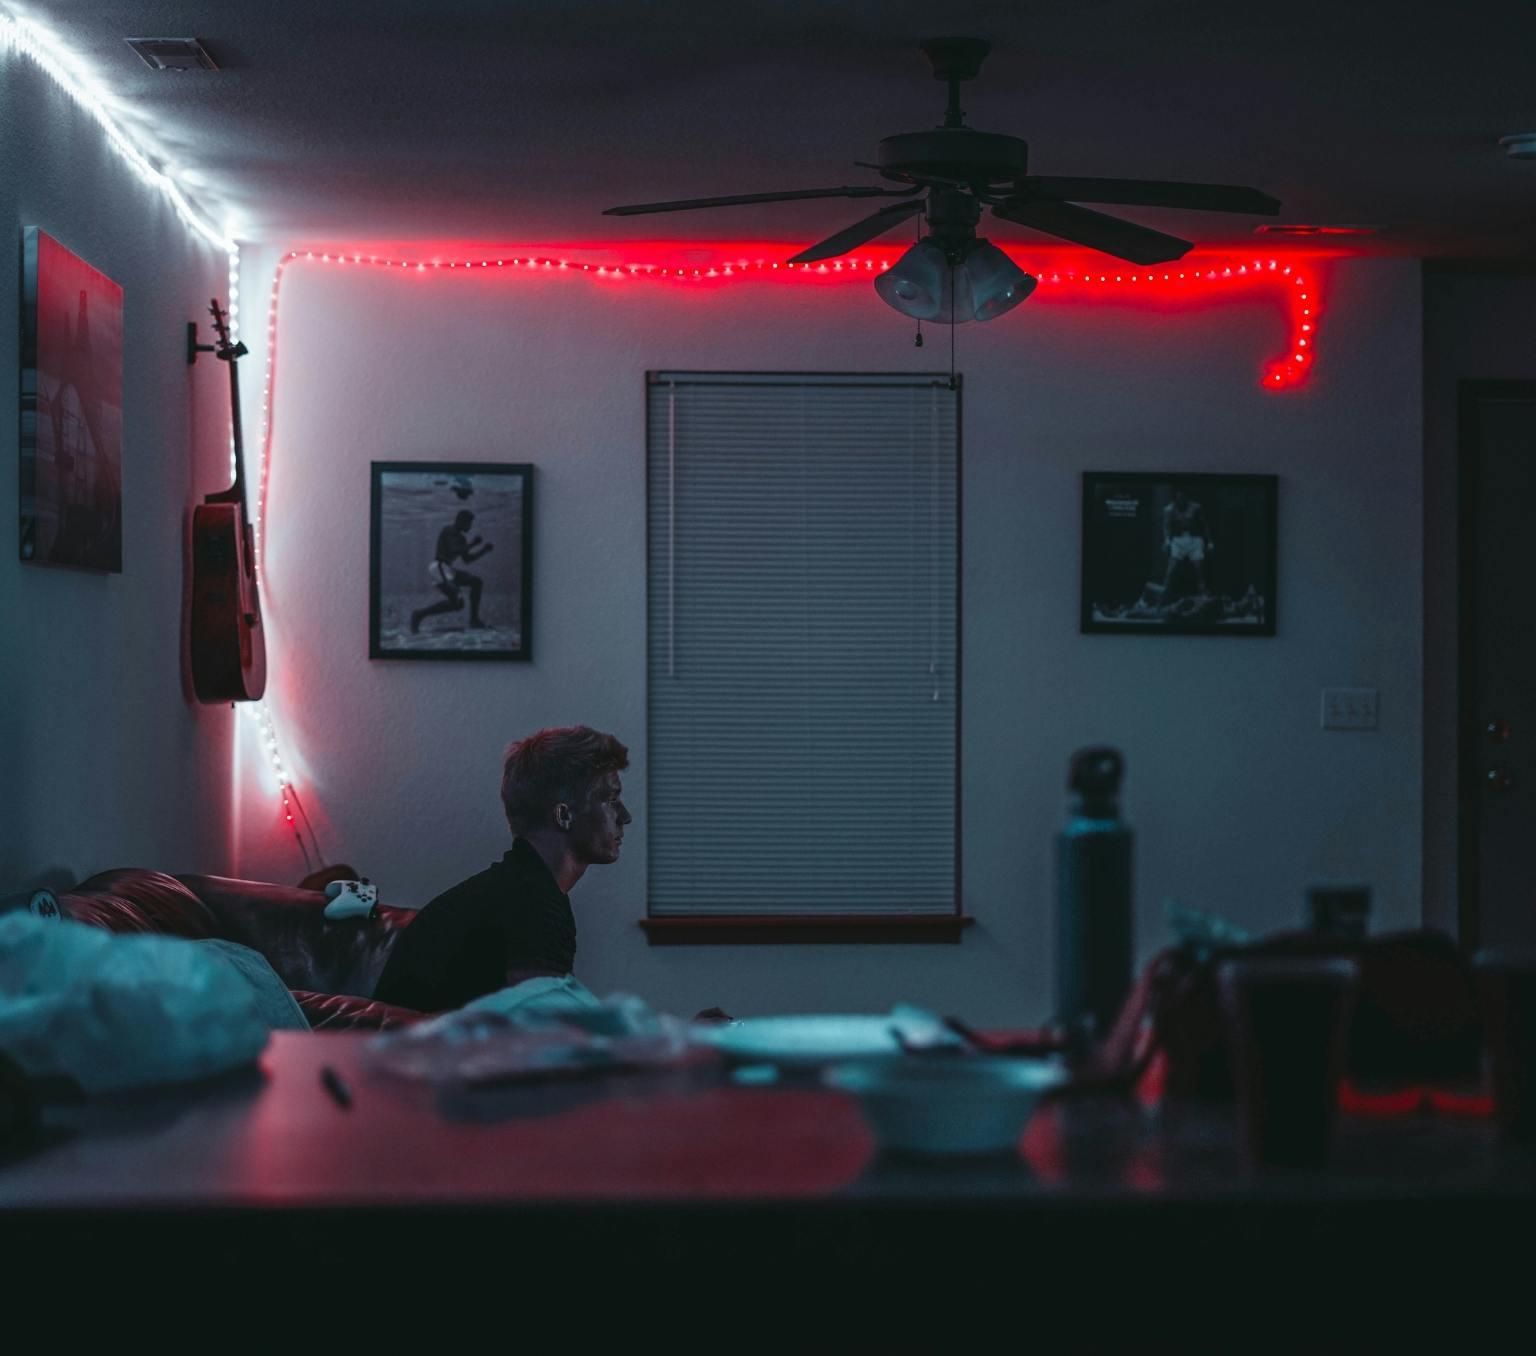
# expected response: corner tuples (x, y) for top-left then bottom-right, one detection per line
(206, 344), (251, 523)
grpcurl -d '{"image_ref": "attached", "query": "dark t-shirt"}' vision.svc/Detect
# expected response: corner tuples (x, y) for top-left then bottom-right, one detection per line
(372, 838), (576, 1013)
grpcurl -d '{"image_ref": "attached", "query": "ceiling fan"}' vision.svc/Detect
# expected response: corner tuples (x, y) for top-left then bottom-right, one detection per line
(604, 37), (1281, 323)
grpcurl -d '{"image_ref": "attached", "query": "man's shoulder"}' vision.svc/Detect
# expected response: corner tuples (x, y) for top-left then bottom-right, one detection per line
(410, 860), (506, 922)
(420, 848), (553, 913)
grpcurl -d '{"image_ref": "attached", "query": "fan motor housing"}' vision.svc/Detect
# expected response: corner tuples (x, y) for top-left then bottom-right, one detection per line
(877, 129), (1028, 185)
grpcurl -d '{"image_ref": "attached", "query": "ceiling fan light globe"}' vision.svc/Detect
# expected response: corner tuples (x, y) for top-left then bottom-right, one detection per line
(874, 239), (949, 321)
(973, 280), (1034, 321)
(874, 272), (940, 320)
(937, 266), (977, 325)
(962, 240), (1037, 321)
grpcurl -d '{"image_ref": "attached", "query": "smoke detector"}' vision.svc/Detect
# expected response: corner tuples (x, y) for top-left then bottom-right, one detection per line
(1499, 133), (1536, 160)
(125, 37), (218, 71)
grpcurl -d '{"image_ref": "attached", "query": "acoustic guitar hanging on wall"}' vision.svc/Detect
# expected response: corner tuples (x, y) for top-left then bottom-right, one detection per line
(189, 298), (266, 703)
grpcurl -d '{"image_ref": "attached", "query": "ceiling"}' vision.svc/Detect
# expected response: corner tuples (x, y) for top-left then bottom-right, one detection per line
(10, 0), (1536, 259)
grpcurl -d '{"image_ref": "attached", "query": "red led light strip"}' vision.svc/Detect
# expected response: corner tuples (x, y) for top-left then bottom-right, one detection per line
(257, 246), (1325, 577)
(249, 246), (1321, 846)
(1036, 259), (1319, 390)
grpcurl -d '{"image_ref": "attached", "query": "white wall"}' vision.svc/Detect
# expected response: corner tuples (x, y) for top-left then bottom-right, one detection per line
(237, 246), (1423, 1024)
(1422, 268), (1536, 935)
(0, 46), (235, 891)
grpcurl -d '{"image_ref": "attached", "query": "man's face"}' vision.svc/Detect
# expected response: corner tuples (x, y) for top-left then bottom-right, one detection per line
(566, 770), (632, 865)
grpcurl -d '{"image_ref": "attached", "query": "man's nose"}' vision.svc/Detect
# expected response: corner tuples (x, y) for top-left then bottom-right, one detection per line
(619, 803), (633, 825)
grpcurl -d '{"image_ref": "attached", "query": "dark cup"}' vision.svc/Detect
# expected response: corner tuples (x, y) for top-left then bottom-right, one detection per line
(1307, 885), (1371, 941)
(1473, 949), (1536, 1142)
(1217, 956), (1359, 1168)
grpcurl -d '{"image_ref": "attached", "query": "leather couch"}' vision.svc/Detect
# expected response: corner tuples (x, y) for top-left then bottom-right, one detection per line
(52, 868), (426, 1031)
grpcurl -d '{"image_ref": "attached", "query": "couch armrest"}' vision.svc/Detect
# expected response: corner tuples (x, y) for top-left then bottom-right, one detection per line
(176, 873), (415, 997)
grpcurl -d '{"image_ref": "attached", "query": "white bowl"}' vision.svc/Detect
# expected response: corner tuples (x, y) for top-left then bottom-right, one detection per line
(825, 1056), (1066, 1157)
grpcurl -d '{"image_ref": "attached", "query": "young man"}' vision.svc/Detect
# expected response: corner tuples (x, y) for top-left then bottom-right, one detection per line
(372, 725), (631, 1013)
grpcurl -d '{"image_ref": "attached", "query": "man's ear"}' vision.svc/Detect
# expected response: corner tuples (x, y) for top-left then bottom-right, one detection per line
(554, 802), (573, 832)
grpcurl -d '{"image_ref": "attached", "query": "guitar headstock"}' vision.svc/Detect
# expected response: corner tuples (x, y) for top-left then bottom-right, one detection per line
(207, 298), (248, 361)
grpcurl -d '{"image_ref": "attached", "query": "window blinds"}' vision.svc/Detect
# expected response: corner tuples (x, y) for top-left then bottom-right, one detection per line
(646, 372), (959, 916)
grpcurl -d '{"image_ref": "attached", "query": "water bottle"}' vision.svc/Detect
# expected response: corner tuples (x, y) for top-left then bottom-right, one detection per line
(1056, 747), (1134, 1040)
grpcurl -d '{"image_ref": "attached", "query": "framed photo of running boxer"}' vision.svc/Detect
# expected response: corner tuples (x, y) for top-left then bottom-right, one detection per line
(1080, 472), (1277, 636)
(369, 461), (533, 660)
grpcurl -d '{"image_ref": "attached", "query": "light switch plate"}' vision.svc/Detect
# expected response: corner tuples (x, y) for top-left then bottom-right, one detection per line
(1321, 687), (1379, 730)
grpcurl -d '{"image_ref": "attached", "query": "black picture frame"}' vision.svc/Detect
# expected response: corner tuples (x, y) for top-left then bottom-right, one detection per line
(1080, 472), (1277, 636)
(369, 461), (533, 661)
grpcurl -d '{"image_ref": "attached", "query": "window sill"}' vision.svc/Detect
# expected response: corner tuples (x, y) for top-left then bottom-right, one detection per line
(639, 915), (975, 945)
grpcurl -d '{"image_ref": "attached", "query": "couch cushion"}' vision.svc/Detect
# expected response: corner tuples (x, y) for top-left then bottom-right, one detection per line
(176, 874), (415, 998)
(65, 869), (218, 939)
(293, 990), (426, 1031)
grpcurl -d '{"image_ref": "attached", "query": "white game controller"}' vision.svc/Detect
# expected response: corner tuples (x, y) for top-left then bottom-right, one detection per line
(322, 878), (379, 920)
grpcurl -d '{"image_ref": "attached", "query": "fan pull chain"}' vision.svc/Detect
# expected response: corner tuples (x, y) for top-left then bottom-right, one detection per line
(948, 261), (958, 390)
(913, 216), (927, 348)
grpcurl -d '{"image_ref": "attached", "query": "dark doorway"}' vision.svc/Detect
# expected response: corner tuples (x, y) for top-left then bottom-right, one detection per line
(1460, 381), (1536, 949)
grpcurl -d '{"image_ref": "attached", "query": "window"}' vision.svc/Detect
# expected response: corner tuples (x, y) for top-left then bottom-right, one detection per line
(644, 372), (963, 943)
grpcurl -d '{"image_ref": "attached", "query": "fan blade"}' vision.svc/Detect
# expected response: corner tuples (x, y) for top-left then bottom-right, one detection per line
(603, 185), (917, 217)
(787, 201), (925, 263)
(1017, 177), (1281, 216)
(991, 197), (1192, 264)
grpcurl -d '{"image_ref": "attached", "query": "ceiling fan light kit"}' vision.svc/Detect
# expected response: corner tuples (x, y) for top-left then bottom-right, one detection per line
(604, 35), (1281, 325)
(875, 237), (1036, 323)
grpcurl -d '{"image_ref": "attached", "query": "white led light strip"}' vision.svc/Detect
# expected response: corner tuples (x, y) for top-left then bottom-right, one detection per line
(3, 4), (326, 862)
(0, 7), (236, 255)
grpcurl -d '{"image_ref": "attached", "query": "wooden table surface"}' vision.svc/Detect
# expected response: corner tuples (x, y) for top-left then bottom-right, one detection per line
(6, 1031), (1533, 1333)
(4, 1030), (1532, 1209)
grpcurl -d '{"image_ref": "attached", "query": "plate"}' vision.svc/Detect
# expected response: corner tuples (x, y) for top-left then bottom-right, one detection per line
(694, 1010), (959, 1066)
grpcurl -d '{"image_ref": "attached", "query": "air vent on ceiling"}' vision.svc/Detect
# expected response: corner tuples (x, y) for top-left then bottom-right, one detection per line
(125, 37), (218, 71)
(1253, 224), (1384, 237)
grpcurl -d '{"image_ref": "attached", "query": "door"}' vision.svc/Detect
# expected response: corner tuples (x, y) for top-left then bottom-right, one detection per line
(1462, 381), (1536, 949)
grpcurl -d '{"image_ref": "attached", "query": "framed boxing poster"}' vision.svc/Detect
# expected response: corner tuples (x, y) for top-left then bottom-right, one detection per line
(369, 460), (533, 660)
(1080, 472), (1277, 636)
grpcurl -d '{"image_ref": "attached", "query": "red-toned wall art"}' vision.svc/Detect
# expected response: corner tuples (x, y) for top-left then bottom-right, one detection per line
(19, 227), (124, 571)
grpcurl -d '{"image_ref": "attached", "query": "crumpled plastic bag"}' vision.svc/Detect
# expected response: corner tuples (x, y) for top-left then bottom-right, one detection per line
(0, 912), (271, 1093)
(364, 976), (691, 1084)
(461, 973), (604, 1021)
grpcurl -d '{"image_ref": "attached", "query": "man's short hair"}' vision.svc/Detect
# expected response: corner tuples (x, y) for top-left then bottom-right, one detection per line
(500, 726), (629, 834)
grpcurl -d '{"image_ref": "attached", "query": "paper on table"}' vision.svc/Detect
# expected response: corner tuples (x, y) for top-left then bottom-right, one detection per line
(363, 977), (692, 1084)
